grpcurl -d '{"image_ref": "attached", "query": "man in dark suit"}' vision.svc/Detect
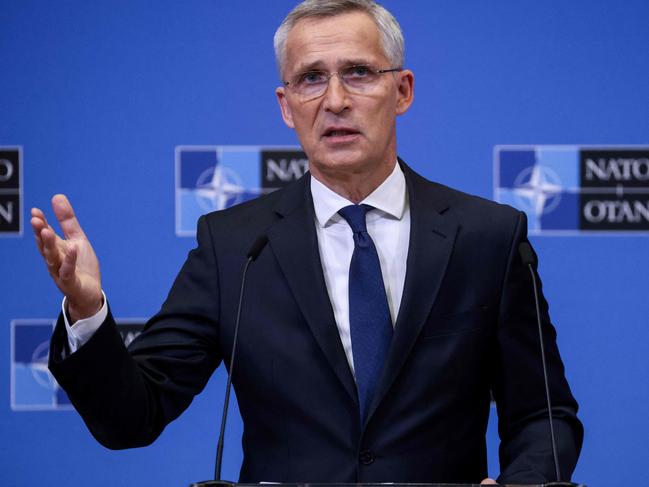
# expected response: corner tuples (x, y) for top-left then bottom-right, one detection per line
(31, 0), (582, 484)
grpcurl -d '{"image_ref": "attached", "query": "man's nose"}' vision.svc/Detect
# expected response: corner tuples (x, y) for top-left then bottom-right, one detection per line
(322, 74), (350, 113)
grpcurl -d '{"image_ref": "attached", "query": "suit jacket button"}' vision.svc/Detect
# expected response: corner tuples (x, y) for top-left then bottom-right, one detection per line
(359, 450), (374, 465)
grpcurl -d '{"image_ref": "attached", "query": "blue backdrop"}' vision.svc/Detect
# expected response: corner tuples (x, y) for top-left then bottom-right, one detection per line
(2, 1), (648, 485)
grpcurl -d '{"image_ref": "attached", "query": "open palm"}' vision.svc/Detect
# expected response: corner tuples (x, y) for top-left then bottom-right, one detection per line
(31, 194), (103, 322)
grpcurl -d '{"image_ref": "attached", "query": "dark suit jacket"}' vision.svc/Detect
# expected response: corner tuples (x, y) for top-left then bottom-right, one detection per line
(49, 162), (582, 484)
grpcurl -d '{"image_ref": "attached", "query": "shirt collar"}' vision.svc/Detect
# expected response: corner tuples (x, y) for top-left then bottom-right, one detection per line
(310, 162), (407, 228)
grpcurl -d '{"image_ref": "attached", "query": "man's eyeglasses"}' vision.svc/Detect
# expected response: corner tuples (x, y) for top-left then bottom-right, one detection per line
(283, 65), (402, 101)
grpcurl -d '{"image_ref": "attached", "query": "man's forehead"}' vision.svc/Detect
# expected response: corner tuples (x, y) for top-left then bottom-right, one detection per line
(283, 11), (386, 72)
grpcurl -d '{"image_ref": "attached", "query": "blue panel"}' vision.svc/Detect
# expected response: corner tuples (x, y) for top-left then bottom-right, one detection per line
(14, 366), (54, 407)
(14, 325), (52, 363)
(179, 191), (206, 233)
(498, 149), (536, 188)
(537, 147), (580, 189)
(180, 150), (218, 189)
(540, 192), (579, 230)
(219, 148), (262, 188)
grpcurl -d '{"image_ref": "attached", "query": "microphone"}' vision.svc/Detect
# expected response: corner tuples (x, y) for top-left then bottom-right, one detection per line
(214, 235), (269, 481)
(518, 241), (562, 483)
(247, 234), (269, 261)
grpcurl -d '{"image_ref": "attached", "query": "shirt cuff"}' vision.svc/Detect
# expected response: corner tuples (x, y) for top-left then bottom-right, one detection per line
(61, 291), (108, 354)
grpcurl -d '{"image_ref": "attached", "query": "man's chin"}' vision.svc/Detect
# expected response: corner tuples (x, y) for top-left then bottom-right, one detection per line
(311, 157), (370, 180)
(309, 147), (372, 173)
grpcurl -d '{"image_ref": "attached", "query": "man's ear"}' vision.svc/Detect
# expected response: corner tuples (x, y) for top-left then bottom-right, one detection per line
(276, 87), (295, 128)
(395, 69), (414, 115)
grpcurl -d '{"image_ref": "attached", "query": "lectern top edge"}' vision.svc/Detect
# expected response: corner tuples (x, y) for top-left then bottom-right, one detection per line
(189, 482), (585, 487)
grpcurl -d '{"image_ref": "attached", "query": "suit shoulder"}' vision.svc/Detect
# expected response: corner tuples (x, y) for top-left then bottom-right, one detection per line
(445, 184), (520, 219)
(417, 173), (521, 219)
(408, 170), (524, 238)
(201, 182), (288, 228)
(194, 176), (308, 251)
(415, 179), (528, 262)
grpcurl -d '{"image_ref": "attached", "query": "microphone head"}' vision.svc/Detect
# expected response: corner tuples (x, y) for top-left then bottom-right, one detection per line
(518, 241), (536, 266)
(247, 235), (269, 261)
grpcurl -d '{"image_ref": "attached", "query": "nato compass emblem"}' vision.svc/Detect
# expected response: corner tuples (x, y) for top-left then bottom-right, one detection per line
(10, 320), (72, 411)
(175, 145), (308, 236)
(194, 163), (249, 212)
(512, 164), (563, 219)
(495, 145), (649, 235)
(495, 146), (582, 235)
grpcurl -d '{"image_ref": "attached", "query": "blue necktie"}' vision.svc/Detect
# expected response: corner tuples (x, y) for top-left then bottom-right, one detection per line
(338, 204), (393, 423)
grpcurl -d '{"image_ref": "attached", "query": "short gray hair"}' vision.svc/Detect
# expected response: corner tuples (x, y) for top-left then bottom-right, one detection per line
(273, 0), (404, 74)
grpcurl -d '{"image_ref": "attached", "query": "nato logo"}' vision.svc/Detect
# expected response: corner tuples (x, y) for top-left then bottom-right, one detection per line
(11, 320), (71, 411)
(175, 146), (308, 236)
(10, 319), (146, 411)
(495, 146), (649, 235)
(0, 147), (22, 236)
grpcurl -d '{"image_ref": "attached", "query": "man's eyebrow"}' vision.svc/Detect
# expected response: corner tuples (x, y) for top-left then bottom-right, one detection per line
(292, 58), (375, 73)
(293, 60), (327, 73)
(336, 58), (375, 67)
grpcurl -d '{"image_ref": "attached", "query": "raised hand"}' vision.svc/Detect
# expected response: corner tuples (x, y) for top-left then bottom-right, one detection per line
(31, 194), (103, 322)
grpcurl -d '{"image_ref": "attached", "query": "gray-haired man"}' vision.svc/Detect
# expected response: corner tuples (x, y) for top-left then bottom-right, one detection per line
(33, 1), (582, 484)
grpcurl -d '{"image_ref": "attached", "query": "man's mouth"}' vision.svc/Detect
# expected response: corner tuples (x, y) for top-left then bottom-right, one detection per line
(322, 128), (360, 139)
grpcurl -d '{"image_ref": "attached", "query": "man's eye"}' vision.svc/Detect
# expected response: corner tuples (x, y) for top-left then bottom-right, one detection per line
(345, 65), (373, 78)
(298, 71), (327, 84)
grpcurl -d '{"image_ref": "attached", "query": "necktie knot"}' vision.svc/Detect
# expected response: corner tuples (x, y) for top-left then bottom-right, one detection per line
(338, 204), (372, 234)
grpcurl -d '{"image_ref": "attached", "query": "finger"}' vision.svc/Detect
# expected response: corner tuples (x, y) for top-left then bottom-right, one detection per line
(51, 194), (86, 239)
(32, 225), (45, 255)
(31, 206), (53, 230)
(41, 227), (64, 268)
(480, 478), (498, 485)
(31, 207), (49, 223)
(33, 214), (64, 259)
(59, 242), (78, 281)
(30, 211), (48, 236)
(31, 216), (46, 251)
(31, 208), (55, 242)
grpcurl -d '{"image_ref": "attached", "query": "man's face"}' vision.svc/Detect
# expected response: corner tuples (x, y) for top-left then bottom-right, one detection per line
(276, 11), (414, 184)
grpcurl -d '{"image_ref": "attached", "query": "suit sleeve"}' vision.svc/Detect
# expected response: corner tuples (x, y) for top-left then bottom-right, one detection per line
(492, 211), (584, 484)
(48, 215), (222, 449)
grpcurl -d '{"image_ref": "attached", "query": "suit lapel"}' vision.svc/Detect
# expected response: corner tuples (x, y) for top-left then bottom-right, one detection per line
(366, 163), (459, 424)
(266, 175), (358, 405)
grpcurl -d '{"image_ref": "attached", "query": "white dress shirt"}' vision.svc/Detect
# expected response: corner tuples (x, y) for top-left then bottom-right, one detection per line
(63, 163), (411, 368)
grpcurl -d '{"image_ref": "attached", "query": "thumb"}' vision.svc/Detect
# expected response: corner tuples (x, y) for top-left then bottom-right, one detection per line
(481, 479), (498, 485)
(51, 194), (86, 239)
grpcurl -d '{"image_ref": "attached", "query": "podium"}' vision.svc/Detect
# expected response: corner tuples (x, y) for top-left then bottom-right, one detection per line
(189, 482), (585, 487)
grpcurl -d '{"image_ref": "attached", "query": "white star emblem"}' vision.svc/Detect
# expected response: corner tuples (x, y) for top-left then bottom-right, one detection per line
(194, 165), (249, 212)
(513, 165), (563, 216)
